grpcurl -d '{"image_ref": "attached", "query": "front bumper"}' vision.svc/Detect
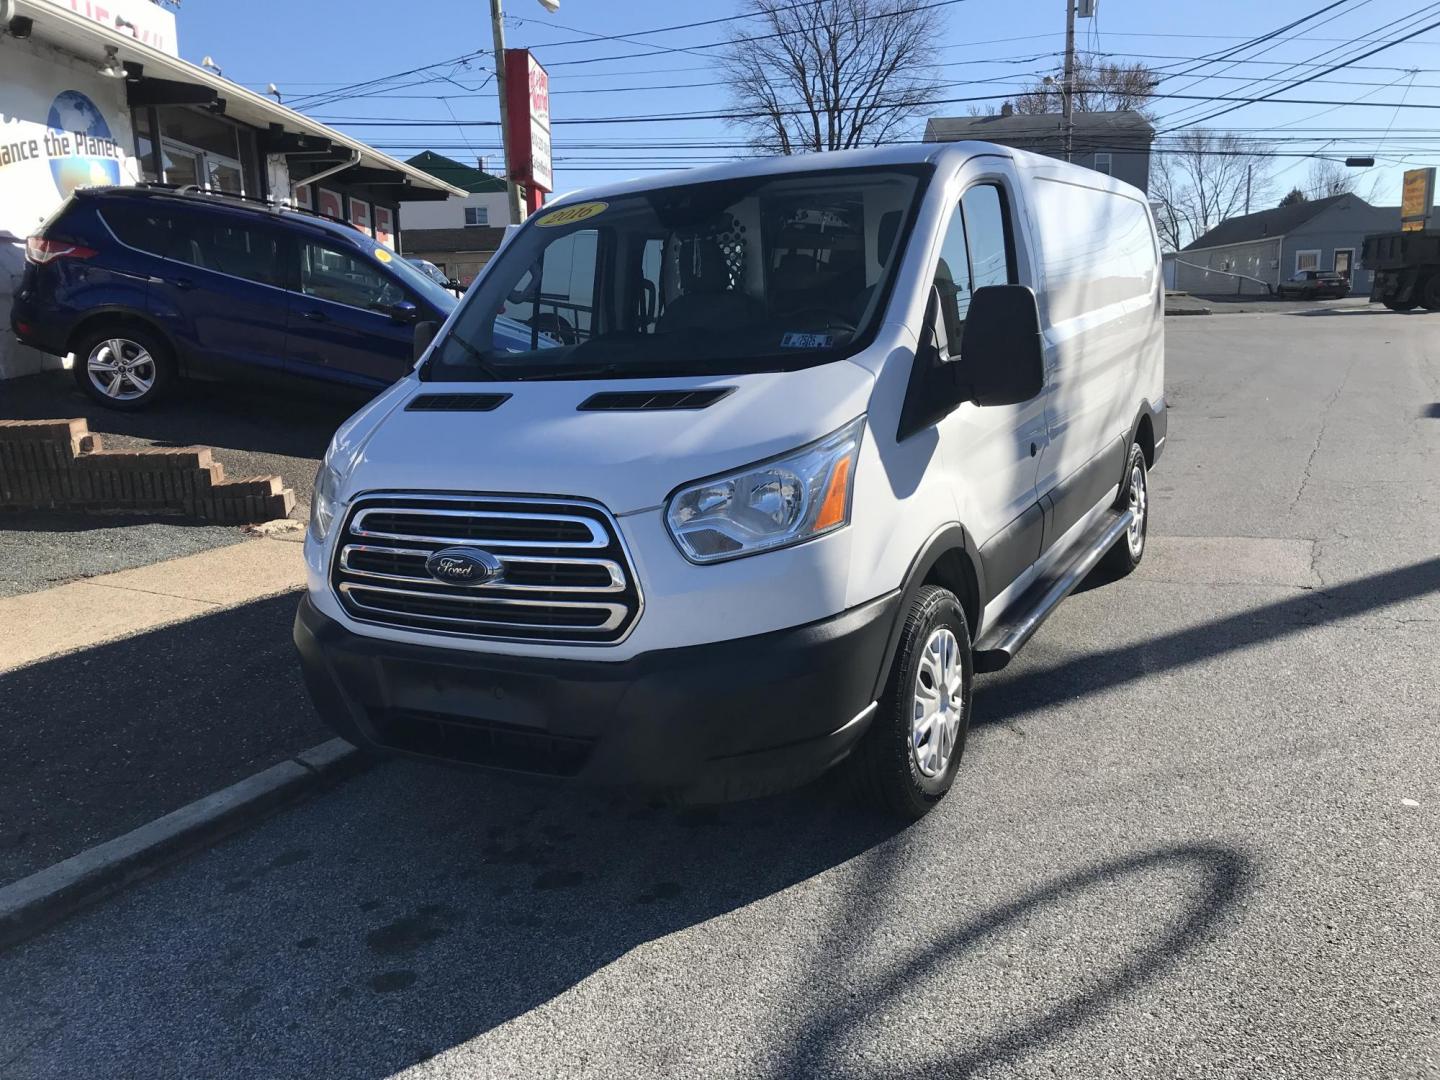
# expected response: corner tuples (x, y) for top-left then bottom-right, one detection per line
(294, 590), (899, 802)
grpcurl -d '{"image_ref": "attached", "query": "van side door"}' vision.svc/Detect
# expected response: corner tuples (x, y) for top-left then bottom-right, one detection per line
(287, 238), (419, 389)
(153, 208), (293, 381)
(935, 175), (1049, 598)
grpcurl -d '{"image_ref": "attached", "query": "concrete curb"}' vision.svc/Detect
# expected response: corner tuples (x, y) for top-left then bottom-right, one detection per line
(0, 738), (368, 952)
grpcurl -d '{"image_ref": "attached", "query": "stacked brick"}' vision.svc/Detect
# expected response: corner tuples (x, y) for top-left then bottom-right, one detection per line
(0, 419), (295, 524)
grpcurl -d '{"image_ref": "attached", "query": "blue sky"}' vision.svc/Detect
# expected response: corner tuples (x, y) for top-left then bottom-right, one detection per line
(176, 0), (1440, 207)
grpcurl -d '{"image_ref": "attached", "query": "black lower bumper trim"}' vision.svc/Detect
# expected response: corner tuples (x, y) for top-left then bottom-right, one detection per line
(294, 591), (899, 801)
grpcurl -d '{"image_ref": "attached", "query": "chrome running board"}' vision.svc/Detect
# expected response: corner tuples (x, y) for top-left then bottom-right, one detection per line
(972, 508), (1134, 673)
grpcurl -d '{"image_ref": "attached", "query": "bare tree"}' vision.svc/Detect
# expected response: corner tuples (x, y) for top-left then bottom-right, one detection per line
(1011, 55), (1157, 116)
(1304, 160), (1356, 199)
(1151, 130), (1272, 251)
(722, 0), (945, 154)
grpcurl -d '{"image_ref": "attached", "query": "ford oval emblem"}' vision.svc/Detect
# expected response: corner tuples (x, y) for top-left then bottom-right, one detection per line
(424, 547), (504, 586)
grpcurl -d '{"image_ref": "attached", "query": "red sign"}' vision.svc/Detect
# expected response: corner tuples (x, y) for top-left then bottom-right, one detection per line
(374, 205), (395, 247)
(504, 49), (552, 193)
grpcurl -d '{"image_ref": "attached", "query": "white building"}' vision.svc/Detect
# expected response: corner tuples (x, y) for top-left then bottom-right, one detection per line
(398, 151), (510, 286)
(0, 0), (462, 379)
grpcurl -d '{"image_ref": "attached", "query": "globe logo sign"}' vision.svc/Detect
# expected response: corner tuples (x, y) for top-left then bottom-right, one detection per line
(47, 90), (123, 197)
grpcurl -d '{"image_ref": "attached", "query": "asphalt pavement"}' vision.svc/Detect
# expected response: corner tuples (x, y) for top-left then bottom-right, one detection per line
(1, 308), (1437, 1079)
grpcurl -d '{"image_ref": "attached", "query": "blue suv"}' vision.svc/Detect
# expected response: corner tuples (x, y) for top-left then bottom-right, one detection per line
(11, 185), (476, 410)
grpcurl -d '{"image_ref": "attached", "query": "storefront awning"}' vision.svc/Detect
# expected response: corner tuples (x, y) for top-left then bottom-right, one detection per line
(13, 0), (467, 201)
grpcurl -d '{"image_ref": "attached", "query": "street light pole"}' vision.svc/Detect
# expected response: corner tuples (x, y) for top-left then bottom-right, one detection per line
(489, 0), (524, 225)
(1062, 0), (1076, 162)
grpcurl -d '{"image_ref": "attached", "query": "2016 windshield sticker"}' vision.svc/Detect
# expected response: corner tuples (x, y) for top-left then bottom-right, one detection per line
(535, 201), (608, 228)
(781, 332), (833, 350)
(374, 248), (393, 263)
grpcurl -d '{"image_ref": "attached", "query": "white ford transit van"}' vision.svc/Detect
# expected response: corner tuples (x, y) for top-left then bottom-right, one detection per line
(294, 143), (1165, 818)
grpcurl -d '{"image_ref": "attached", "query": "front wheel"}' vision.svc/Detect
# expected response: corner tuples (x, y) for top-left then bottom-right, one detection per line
(844, 585), (972, 820)
(1099, 442), (1149, 578)
(1383, 299), (1417, 312)
(71, 325), (172, 410)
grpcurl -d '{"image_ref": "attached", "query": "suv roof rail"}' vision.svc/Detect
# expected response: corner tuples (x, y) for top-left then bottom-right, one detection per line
(122, 182), (362, 233)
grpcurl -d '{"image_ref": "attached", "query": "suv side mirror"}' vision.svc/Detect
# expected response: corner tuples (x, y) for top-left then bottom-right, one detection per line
(958, 284), (1045, 407)
(413, 320), (439, 362)
(389, 299), (419, 323)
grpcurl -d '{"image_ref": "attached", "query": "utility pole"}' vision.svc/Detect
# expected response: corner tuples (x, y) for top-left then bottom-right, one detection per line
(1245, 164), (1252, 215)
(489, 0), (524, 225)
(1062, 0), (1077, 162)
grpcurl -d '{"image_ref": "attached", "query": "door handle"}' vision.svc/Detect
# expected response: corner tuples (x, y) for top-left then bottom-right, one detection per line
(300, 310), (328, 322)
(169, 277), (195, 290)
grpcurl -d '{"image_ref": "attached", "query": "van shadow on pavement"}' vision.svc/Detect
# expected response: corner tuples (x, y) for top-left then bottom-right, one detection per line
(1, 760), (1250, 1080)
(8, 559), (1435, 1075)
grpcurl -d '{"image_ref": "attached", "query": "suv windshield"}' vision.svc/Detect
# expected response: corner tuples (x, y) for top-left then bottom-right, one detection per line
(423, 165), (927, 381)
(376, 243), (457, 311)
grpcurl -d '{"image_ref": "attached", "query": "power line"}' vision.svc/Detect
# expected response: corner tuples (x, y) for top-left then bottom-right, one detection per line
(1162, 6), (1440, 131)
(539, 0), (969, 68)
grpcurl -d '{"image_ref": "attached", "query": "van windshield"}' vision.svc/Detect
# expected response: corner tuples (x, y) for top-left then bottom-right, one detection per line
(422, 165), (927, 381)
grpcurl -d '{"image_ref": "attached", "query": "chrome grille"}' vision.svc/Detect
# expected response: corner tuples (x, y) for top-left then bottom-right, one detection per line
(331, 494), (641, 644)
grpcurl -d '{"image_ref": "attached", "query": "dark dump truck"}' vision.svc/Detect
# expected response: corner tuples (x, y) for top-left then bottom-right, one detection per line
(1361, 230), (1440, 311)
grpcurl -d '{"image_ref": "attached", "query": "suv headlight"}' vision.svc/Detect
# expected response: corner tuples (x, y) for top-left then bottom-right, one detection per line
(308, 448), (344, 542)
(666, 416), (865, 564)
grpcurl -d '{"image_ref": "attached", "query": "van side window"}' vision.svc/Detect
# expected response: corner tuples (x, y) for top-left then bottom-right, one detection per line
(299, 241), (404, 309)
(933, 183), (1018, 346)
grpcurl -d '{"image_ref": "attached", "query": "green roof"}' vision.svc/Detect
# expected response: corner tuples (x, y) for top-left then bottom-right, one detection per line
(404, 151), (507, 194)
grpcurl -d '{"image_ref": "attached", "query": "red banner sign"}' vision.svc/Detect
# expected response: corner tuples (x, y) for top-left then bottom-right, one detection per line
(504, 49), (552, 194)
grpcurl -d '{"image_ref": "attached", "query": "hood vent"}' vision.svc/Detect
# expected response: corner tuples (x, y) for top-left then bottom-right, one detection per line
(577, 388), (735, 412)
(407, 393), (512, 412)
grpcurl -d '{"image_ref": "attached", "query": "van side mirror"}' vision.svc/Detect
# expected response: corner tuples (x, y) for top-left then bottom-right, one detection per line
(958, 285), (1046, 407)
(413, 320), (439, 362)
(897, 285), (963, 441)
(389, 299), (419, 323)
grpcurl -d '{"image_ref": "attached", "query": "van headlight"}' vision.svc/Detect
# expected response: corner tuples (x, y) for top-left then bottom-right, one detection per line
(308, 448), (345, 542)
(665, 416), (864, 564)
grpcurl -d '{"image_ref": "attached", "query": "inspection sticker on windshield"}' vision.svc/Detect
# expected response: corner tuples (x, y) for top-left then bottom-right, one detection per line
(781, 332), (833, 350)
(536, 201), (608, 228)
(374, 248), (393, 263)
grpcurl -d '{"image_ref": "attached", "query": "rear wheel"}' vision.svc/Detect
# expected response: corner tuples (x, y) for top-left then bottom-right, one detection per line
(1383, 298), (1418, 312)
(1099, 442), (1149, 579)
(844, 585), (972, 820)
(71, 324), (172, 410)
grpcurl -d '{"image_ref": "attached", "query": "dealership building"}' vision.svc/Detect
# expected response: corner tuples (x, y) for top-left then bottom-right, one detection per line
(0, 0), (463, 380)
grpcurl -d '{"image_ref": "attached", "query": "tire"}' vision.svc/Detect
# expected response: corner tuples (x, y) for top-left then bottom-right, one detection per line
(844, 585), (972, 820)
(1420, 275), (1440, 312)
(1383, 299), (1418, 312)
(1098, 442), (1149, 579)
(70, 324), (173, 410)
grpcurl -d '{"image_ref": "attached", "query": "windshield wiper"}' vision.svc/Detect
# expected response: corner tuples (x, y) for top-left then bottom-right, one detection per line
(431, 335), (503, 381)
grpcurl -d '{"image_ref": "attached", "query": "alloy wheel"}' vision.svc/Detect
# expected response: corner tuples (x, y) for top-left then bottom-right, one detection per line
(87, 338), (156, 401)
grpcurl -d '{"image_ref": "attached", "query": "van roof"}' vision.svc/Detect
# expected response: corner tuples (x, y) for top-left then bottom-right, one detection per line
(542, 140), (1147, 208)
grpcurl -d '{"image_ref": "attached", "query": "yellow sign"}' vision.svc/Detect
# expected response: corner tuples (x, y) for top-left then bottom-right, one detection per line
(1400, 167), (1435, 230)
(374, 247), (393, 263)
(535, 201), (608, 228)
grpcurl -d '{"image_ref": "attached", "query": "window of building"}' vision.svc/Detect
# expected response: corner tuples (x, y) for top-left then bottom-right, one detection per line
(299, 240), (405, 309)
(934, 183), (1018, 346)
(1094, 152), (1113, 176)
(171, 218), (285, 288)
(465, 205), (489, 227)
(1295, 249), (1321, 273)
